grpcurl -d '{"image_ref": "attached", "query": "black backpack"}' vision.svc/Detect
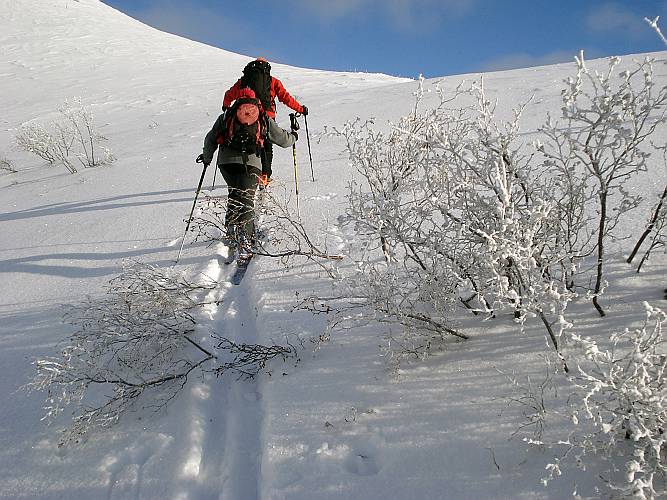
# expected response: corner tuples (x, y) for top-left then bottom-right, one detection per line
(241, 59), (272, 113)
(218, 90), (268, 162)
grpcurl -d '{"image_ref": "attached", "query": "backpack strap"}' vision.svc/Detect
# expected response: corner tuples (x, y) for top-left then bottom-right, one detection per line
(242, 150), (250, 173)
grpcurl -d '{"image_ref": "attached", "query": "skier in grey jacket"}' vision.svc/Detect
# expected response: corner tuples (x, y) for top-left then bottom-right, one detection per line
(199, 98), (297, 257)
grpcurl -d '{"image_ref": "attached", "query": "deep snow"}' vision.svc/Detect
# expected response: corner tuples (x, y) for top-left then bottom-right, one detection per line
(1, 1), (666, 499)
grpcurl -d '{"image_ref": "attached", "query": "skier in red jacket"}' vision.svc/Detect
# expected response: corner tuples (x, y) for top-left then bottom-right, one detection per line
(223, 58), (307, 183)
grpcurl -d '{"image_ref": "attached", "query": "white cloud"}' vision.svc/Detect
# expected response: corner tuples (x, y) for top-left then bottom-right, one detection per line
(294, 0), (477, 30)
(586, 3), (646, 37)
(130, 1), (247, 46)
(297, 0), (368, 19)
(386, 0), (477, 31)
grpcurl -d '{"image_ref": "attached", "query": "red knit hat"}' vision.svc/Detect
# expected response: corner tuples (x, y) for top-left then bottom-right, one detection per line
(238, 87), (256, 100)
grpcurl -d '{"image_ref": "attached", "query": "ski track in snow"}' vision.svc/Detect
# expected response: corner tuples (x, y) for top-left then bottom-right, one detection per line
(218, 267), (264, 500)
(102, 433), (173, 500)
(219, 338), (263, 499)
(177, 242), (265, 499)
(156, 189), (271, 499)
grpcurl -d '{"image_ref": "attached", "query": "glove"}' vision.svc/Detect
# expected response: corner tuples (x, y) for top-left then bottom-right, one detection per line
(196, 153), (210, 166)
(301, 105), (308, 116)
(291, 131), (298, 141)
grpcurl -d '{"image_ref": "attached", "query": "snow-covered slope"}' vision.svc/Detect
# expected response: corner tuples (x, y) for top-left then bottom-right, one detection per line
(1, 1), (665, 499)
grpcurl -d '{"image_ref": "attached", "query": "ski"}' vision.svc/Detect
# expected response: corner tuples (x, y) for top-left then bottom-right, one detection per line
(223, 246), (237, 265)
(230, 255), (253, 285)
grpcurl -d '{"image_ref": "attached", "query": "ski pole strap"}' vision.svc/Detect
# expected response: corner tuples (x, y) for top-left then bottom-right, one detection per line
(289, 113), (300, 132)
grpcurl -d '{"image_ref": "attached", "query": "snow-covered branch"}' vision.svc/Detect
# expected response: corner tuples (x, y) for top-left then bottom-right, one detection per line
(190, 190), (343, 265)
(26, 261), (299, 446)
(645, 16), (667, 47)
(628, 183), (667, 272)
(556, 303), (666, 498)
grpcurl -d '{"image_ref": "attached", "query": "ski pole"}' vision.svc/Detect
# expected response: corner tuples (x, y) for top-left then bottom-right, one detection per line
(176, 155), (208, 264)
(212, 165), (218, 190)
(304, 114), (314, 182)
(292, 144), (300, 216)
(290, 113), (301, 216)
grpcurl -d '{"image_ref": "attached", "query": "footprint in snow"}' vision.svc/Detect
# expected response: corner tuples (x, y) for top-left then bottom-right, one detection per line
(344, 450), (380, 476)
(309, 192), (337, 201)
(343, 437), (382, 476)
(316, 431), (384, 477)
(102, 433), (173, 498)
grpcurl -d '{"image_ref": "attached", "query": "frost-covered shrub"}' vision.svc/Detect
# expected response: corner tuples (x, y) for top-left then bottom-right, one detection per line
(0, 155), (16, 173)
(16, 123), (64, 168)
(541, 303), (667, 499)
(16, 98), (115, 173)
(324, 53), (667, 366)
(330, 78), (575, 365)
(539, 53), (667, 316)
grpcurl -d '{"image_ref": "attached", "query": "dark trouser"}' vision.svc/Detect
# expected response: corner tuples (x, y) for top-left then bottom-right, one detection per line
(219, 163), (260, 241)
(261, 140), (273, 178)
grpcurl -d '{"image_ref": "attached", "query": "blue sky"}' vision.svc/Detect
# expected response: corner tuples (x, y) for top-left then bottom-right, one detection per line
(101, 0), (667, 78)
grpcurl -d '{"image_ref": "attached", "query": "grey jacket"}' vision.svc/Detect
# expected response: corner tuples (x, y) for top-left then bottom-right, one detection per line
(202, 115), (296, 171)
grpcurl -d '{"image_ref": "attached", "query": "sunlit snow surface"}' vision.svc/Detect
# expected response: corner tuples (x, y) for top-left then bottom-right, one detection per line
(1, 1), (666, 499)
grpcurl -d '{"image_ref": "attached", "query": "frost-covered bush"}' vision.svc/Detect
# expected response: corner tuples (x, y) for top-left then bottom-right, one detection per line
(16, 98), (115, 173)
(538, 53), (667, 316)
(323, 53), (667, 366)
(330, 78), (575, 365)
(16, 123), (64, 168)
(540, 303), (666, 499)
(0, 155), (16, 173)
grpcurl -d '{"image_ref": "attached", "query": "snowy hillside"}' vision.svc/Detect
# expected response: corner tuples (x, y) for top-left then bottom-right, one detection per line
(1, 0), (666, 499)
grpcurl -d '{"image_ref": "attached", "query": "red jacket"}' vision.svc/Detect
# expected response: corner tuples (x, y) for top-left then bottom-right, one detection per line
(223, 76), (303, 118)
